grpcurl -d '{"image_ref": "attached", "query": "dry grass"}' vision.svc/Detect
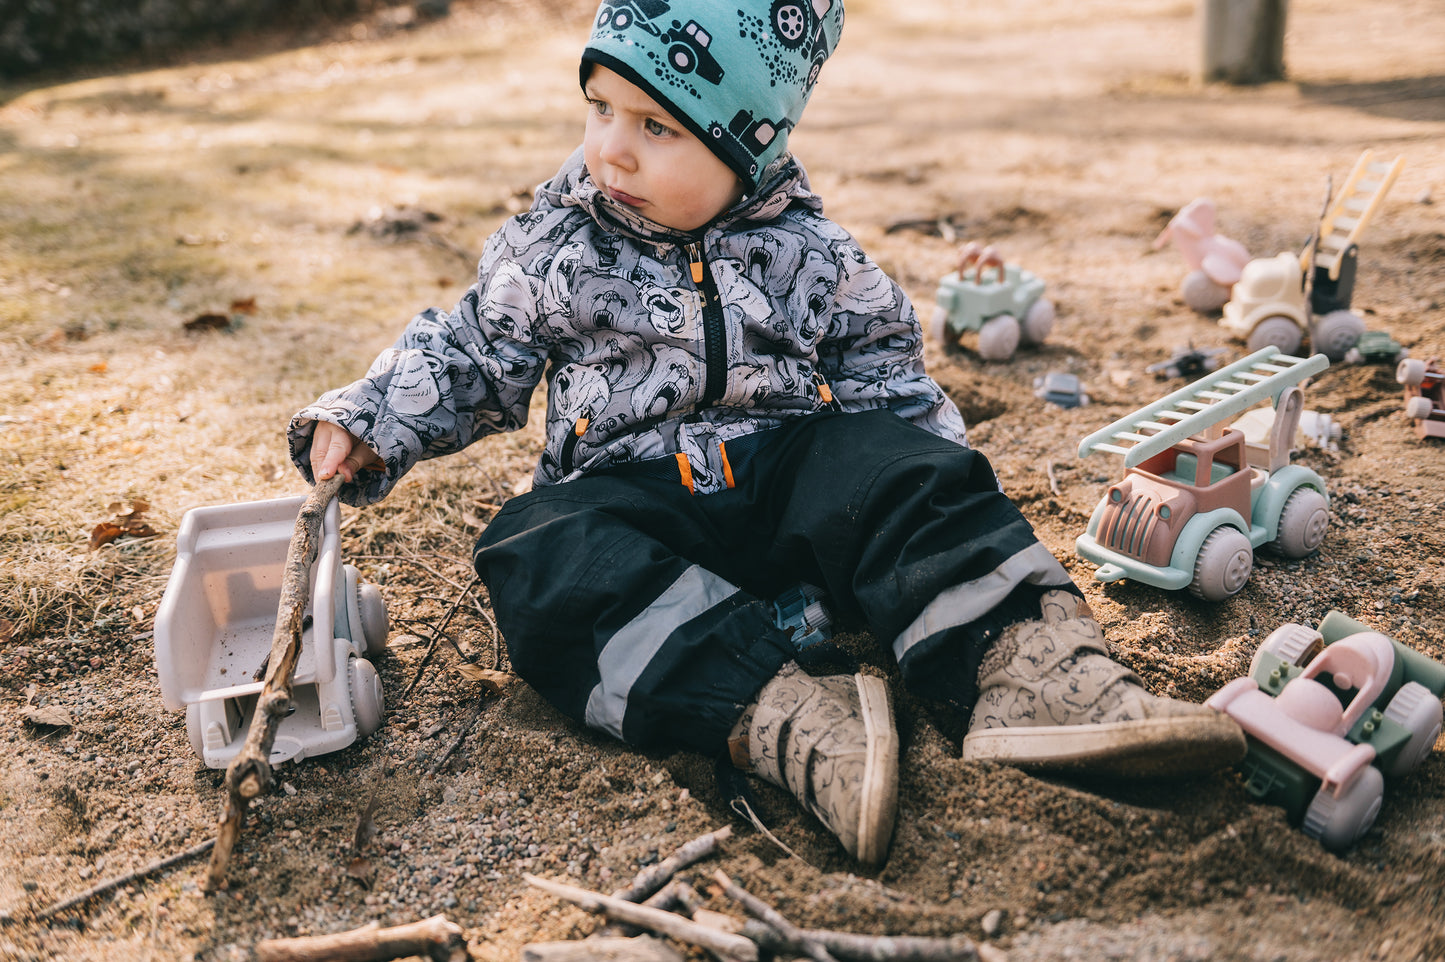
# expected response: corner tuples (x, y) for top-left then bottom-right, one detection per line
(0, 0), (585, 658)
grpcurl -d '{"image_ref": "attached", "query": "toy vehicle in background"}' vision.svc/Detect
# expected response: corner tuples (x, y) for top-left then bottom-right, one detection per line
(931, 241), (1055, 362)
(1396, 356), (1445, 439)
(1147, 343), (1231, 381)
(1034, 371), (1090, 408)
(1075, 347), (1330, 601)
(154, 495), (389, 769)
(1344, 330), (1407, 366)
(1206, 612), (1445, 850)
(1221, 150), (1403, 362)
(1153, 197), (1251, 313)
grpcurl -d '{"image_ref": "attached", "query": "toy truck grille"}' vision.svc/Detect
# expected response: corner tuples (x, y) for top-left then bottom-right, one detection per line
(1097, 488), (1160, 560)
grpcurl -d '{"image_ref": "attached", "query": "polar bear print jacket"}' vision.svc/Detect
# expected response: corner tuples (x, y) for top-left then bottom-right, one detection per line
(289, 149), (968, 505)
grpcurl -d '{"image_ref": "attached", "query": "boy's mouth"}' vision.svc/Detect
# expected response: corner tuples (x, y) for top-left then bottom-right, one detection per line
(607, 187), (644, 208)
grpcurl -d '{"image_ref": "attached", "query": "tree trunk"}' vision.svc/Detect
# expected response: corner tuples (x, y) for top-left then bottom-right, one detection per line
(1198, 0), (1288, 84)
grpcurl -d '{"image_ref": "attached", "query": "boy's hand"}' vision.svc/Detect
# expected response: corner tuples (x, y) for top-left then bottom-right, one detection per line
(309, 420), (380, 482)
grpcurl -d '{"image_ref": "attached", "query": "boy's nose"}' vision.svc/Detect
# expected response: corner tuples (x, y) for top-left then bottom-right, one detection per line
(598, 125), (636, 170)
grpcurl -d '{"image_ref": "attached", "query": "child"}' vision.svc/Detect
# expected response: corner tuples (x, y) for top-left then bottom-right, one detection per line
(291, 0), (1245, 867)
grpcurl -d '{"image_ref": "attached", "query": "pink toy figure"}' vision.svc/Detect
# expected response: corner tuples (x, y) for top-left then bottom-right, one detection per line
(1153, 197), (1251, 313)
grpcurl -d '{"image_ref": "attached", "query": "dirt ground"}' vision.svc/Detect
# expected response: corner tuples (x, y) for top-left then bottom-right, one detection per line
(3, 0), (1445, 959)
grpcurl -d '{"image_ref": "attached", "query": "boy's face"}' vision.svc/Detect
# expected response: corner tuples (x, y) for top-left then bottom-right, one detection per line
(583, 66), (744, 233)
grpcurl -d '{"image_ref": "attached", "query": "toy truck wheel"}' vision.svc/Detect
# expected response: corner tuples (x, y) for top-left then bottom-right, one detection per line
(1405, 396), (1434, 421)
(1189, 526), (1253, 601)
(185, 702), (206, 759)
(1247, 316), (1303, 356)
(976, 314), (1021, 362)
(1020, 297), (1055, 345)
(1397, 357), (1427, 387)
(1380, 681), (1443, 776)
(358, 583), (390, 657)
(1248, 622), (1321, 676)
(1301, 766), (1383, 851)
(1272, 487), (1329, 558)
(1311, 310), (1365, 362)
(928, 305), (955, 350)
(349, 656), (384, 738)
(1181, 270), (1231, 313)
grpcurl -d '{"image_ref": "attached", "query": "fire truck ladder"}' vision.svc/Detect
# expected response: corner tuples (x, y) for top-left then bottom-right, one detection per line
(1078, 347), (1329, 469)
(1308, 149), (1403, 281)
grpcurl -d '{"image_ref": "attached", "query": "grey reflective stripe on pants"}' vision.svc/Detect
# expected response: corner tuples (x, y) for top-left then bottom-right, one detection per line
(584, 564), (741, 739)
(891, 542), (1073, 662)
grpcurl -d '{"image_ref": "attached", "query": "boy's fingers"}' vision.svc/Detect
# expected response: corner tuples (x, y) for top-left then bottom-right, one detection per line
(313, 430), (354, 482)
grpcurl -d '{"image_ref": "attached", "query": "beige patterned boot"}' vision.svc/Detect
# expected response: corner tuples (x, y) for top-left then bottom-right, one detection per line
(730, 663), (898, 866)
(962, 591), (1245, 777)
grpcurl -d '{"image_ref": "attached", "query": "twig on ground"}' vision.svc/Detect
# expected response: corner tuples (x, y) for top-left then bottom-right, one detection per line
(524, 874), (758, 962)
(612, 825), (733, 903)
(425, 692), (490, 777)
(741, 920), (984, 962)
(522, 936), (683, 961)
(398, 572), (481, 703)
(712, 870), (838, 962)
(206, 475), (342, 891)
(1046, 460), (1062, 496)
(36, 838), (216, 920)
(254, 913), (467, 962)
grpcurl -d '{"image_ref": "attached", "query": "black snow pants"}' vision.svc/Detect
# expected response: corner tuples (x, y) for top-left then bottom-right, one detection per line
(472, 408), (1078, 755)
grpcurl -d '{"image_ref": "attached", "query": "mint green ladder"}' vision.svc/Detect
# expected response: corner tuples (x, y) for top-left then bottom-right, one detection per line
(1078, 347), (1329, 468)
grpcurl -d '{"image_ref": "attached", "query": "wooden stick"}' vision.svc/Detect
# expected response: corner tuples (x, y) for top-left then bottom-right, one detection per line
(205, 474), (344, 891)
(522, 936), (684, 961)
(37, 838), (215, 920)
(524, 874), (758, 962)
(255, 914), (467, 962)
(741, 920), (983, 962)
(612, 825), (732, 903)
(712, 870), (839, 962)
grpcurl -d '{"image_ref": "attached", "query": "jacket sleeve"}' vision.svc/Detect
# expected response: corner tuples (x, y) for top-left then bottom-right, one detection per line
(288, 236), (550, 506)
(817, 240), (969, 446)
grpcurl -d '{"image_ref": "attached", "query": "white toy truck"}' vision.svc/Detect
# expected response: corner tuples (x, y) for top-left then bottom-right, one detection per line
(154, 495), (389, 768)
(1221, 150), (1402, 362)
(1075, 347), (1331, 601)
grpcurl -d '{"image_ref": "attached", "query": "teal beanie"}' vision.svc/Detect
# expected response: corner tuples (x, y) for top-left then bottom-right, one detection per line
(581, 0), (845, 190)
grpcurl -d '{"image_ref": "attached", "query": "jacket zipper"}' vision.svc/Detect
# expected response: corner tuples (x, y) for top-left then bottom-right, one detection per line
(687, 241), (728, 409)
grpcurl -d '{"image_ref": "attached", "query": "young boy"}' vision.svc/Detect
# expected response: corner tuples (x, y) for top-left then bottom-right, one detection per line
(291, 0), (1245, 867)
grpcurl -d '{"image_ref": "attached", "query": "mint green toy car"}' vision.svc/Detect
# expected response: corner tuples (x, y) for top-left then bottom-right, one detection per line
(931, 242), (1054, 362)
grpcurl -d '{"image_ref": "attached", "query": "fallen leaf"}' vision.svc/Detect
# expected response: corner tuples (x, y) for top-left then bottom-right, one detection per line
(453, 665), (515, 693)
(345, 856), (374, 888)
(22, 704), (74, 728)
(88, 360), (108, 373)
(352, 784), (384, 854)
(89, 521), (124, 550)
(184, 313), (232, 332)
(229, 297), (257, 314)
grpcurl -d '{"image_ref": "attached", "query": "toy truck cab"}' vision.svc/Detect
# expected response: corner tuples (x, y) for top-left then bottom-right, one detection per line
(931, 242), (1055, 362)
(1206, 612), (1445, 849)
(1076, 348), (1331, 600)
(154, 495), (389, 769)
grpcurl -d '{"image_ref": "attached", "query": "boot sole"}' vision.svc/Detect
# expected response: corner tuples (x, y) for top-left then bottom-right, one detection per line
(853, 674), (900, 867)
(960, 713), (1246, 778)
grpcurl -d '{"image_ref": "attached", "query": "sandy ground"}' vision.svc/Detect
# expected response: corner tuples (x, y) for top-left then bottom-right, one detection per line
(2, 0), (1445, 959)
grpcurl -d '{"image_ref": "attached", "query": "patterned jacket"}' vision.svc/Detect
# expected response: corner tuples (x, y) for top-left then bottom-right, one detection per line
(289, 149), (967, 504)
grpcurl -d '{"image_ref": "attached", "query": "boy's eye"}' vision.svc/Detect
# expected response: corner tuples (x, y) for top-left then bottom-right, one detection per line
(644, 118), (673, 137)
(587, 97), (611, 116)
